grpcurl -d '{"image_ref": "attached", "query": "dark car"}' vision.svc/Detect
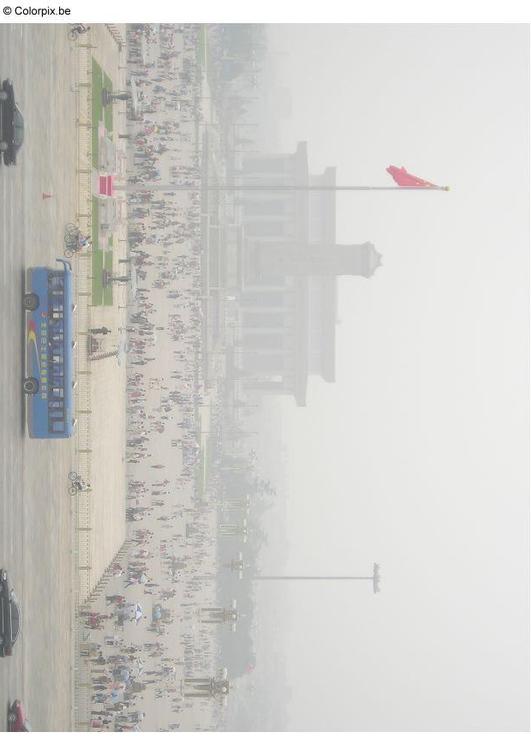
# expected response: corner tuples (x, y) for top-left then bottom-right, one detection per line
(0, 569), (20, 656)
(8, 700), (32, 731)
(0, 79), (24, 166)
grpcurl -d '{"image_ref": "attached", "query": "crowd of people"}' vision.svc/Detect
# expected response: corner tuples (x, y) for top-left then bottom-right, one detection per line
(79, 24), (226, 732)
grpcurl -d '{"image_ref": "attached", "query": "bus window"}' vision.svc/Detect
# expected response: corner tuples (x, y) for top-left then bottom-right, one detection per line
(49, 275), (64, 290)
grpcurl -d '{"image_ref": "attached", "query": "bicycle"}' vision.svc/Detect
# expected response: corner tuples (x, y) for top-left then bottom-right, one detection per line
(68, 24), (91, 40)
(68, 471), (92, 495)
(64, 223), (91, 257)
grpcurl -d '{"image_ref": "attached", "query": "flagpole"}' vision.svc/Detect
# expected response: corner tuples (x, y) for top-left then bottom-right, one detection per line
(196, 185), (449, 191)
(119, 183), (450, 193)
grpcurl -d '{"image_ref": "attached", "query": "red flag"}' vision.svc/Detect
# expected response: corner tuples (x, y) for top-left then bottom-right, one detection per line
(386, 165), (438, 188)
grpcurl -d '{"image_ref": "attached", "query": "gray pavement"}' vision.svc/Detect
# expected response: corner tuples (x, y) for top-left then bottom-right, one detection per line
(0, 23), (80, 731)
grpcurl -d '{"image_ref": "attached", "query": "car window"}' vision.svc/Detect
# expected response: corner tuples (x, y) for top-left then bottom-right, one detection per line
(11, 602), (20, 639)
(14, 109), (24, 146)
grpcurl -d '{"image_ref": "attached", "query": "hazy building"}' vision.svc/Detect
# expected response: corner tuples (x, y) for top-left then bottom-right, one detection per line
(232, 142), (382, 406)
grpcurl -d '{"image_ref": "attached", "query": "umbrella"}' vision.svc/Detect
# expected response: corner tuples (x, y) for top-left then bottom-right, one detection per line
(123, 604), (136, 619)
(119, 668), (131, 683)
(110, 688), (123, 704)
(115, 336), (130, 367)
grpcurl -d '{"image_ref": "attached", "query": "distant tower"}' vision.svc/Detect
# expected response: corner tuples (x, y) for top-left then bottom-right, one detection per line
(253, 241), (382, 279)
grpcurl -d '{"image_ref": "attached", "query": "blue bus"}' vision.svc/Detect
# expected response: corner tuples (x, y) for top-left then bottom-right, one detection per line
(23, 259), (76, 439)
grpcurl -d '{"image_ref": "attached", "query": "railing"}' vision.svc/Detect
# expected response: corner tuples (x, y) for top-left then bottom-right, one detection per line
(73, 34), (94, 604)
(71, 32), (95, 731)
(70, 30), (132, 731)
(105, 24), (125, 51)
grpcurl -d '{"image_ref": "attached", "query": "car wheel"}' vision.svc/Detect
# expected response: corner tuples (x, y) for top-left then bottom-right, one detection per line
(0, 141), (8, 151)
(23, 293), (39, 311)
(23, 377), (39, 395)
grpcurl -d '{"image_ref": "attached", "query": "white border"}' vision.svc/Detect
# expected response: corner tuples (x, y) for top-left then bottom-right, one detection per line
(1, 5), (528, 748)
(0, 0), (530, 24)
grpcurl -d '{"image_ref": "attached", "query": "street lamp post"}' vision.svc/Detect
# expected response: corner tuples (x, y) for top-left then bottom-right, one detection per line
(253, 563), (381, 594)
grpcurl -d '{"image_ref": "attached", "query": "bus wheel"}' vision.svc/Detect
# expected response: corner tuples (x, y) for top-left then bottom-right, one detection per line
(23, 293), (39, 311)
(23, 377), (39, 395)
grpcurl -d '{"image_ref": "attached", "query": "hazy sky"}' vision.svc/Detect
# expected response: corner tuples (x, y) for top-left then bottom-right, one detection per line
(253, 24), (529, 730)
